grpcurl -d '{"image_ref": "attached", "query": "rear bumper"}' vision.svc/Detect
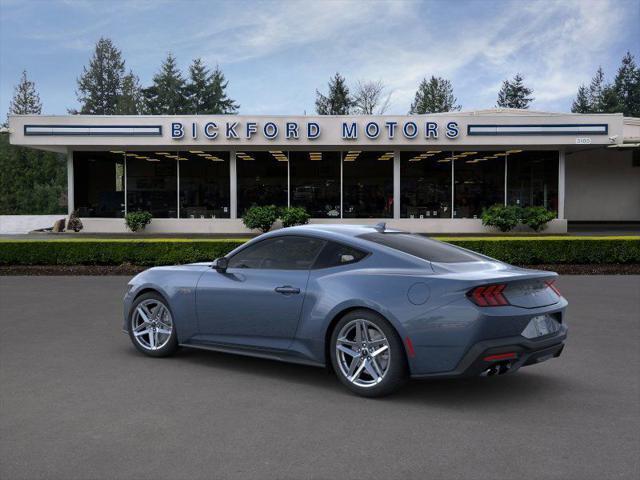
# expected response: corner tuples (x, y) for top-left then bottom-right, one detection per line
(411, 324), (568, 379)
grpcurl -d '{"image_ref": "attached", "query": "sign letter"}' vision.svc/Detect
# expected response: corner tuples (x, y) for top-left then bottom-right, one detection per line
(446, 121), (459, 139)
(307, 122), (320, 139)
(342, 122), (358, 139)
(171, 122), (184, 139)
(286, 122), (299, 139)
(204, 122), (218, 139)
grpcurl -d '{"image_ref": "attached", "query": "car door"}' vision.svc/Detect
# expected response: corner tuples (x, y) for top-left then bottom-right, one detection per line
(195, 235), (326, 351)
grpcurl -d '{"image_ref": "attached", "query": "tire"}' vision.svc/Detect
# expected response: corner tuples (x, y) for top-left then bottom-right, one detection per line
(330, 309), (408, 397)
(128, 292), (178, 357)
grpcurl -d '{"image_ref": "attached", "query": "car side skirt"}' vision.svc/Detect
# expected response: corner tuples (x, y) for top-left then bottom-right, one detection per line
(179, 340), (326, 368)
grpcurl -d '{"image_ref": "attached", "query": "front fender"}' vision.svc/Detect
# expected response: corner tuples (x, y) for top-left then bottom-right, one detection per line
(123, 267), (205, 342)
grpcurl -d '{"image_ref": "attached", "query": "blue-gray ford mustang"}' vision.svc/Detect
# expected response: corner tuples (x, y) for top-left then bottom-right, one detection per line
(123, 224), (568, 397)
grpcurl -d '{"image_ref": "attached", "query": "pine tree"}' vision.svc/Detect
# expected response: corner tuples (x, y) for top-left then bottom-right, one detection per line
(116, 71), (144, 115)
(75, 37), (126, 114)
(143, 53), (188, 114)
(185, 59), (239, 114)
(1, 72), (66, 214)
(8, 70), (42, 117)
(587, 67), (607, 112)
(571, 85), (591, 113)
(409, 76), (460, 114)
(315, 73), (353, 115)
(496, 74), (534, 109)
(207, 65), (239, 114)
(186, 58), (209, 114)
(613, 51), (640, 117)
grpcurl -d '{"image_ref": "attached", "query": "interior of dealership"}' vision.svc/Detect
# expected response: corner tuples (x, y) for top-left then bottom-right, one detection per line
(74, 149), (558, 221)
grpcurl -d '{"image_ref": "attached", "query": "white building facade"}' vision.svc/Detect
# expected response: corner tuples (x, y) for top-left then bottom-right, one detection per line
(8, 109), (640, 233)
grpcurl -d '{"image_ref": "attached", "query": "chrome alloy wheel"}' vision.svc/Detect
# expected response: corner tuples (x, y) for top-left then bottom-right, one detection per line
(336, 319), (390, 388)
(131, 299), (173, 351)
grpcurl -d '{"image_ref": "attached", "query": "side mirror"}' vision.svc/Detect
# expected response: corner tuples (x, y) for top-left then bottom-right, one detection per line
(213, 257), (228, 273)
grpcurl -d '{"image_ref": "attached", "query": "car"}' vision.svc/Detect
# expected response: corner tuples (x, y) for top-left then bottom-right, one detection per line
(123, 223), (568, 397)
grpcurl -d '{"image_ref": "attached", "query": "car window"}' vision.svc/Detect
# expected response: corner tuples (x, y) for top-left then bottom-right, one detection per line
(358, 232), (483, 263)
(313, 241), (368, 269)
(228, 236), (326, 270)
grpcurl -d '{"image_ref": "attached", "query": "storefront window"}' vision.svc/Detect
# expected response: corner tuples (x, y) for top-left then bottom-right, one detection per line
(343, 151), (393, 218)
(401, 151), (452, 218)
(73, 151), (125, 218)
(126, 152), (177, 218)
(453, 151), (505, 218)
(237, 150), (288, 216)
(179, 151), (230, 218)
(507, 150), (558, 212)
(289, 151), (341, 218)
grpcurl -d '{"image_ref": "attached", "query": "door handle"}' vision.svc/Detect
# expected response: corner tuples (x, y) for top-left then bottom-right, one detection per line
(274, 285), (301, 295)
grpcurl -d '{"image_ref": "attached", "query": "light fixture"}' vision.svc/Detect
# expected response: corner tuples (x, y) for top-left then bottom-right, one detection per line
(125, 153), (137, 157)
(135, 156), (149, 159)
(506, 150), (523, 154)
(146, 158), (160, 162)
(155, 152), (170, 155)
(189, 150), (204, 154)
(437, 159), (450, 163)
(110, 150), (125, 154)
(427, 150), (442, 154)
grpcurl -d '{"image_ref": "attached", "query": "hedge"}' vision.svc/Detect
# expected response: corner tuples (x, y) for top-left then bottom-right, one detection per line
(0, 237), (638, 266)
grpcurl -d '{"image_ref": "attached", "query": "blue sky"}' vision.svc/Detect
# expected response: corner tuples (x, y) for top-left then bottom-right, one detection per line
(1, 0), (638, 117)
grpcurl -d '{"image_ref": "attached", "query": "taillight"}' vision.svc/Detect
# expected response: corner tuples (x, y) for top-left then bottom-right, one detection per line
(545, 279), (562, 297)
(467, 284), (509, 307)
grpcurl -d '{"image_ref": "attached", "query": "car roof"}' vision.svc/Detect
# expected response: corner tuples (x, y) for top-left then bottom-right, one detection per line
(280, 224), (403, 238)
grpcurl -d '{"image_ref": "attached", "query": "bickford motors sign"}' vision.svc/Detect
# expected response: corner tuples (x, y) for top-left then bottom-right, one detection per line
(171, 119), (461, 141)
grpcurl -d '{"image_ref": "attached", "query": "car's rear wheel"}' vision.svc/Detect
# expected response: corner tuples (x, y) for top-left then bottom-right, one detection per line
(330, 309), (408, 397)
(128, 292), (178, 357)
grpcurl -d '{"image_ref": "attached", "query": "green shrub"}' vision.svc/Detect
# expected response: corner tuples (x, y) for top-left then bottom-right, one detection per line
(481, 205), (521, 232)
(0, 237), (637, 267)
(0, 239), (247, 266)
(125, 211), (153, 232)
(281, 207), (310, 228)
(242, 205), (279, 232)
(521, 206), (556, 232)
(66, 210), (83, 232)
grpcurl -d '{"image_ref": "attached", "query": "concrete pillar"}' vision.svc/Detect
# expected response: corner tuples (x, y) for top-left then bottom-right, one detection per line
(393, 150), (400, 219)
(558, 149), (566, 219)
(66, 149), (74, 215)
(230, 150), (237, 219)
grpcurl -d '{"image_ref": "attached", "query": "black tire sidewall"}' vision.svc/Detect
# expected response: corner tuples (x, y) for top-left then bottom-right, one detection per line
(330, 309), (407, 397)
(128, 292), (178, 357)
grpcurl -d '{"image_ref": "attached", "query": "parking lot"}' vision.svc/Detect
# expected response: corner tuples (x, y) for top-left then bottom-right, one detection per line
(1, 275), (638, 480)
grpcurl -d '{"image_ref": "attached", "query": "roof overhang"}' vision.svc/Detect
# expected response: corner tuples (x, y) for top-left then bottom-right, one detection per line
(7, 111), (627, 153)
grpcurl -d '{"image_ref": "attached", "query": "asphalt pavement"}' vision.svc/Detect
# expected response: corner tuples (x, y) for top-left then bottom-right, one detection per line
(0, 275), (638, 480)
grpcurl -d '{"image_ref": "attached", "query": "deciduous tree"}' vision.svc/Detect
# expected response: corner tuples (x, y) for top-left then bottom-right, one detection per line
(353, 80), (391, 115)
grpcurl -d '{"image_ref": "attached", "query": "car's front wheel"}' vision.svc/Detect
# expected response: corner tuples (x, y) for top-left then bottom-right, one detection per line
(330, 309), (408, 397)
(128, 292), (178, 357)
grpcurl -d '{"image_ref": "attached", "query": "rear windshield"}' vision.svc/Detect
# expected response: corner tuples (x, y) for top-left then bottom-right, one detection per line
(358, 232), (483, 263)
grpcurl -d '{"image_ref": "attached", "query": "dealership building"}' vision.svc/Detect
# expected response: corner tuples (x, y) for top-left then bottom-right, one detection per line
(7, 109), (640, 233)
